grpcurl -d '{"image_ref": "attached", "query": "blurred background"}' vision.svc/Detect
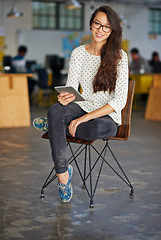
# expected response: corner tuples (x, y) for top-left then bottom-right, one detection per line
(0, 1), (161, 240)
(0, 0), (161, 113)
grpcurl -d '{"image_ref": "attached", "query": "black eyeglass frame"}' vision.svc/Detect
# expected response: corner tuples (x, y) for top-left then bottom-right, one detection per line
(92, 20), (111, 33)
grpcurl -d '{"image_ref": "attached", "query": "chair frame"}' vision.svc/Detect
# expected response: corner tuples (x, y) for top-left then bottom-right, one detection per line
(40, 80), (135, 208)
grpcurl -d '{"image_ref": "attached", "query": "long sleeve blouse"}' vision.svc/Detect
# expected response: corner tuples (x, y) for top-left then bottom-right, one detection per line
(66, 45), (129, 125)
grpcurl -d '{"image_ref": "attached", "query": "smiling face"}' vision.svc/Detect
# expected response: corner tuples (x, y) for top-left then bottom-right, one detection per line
(90, 11), (112, 45)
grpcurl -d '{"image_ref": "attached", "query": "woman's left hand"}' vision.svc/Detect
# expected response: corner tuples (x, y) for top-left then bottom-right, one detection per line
(68, 104), (115, 137)
(68, 116), (87, 137)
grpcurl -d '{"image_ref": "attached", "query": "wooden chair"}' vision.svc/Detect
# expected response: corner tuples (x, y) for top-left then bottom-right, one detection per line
(40, 80), (135, 208)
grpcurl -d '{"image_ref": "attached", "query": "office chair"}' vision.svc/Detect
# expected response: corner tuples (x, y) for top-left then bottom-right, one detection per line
(40, 80), (135, 208)
(36, 68), (56, 106)
(45, 55), (65, 87)
(153, 62), (161, 73)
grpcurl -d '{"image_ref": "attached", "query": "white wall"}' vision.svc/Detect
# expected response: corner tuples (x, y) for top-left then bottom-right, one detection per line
(17, 30), (74, 65)
(1, 0), (161, 65)
(0, 0), (32, 56)
(84, 2), (161, 61)
(120, 4), (161, 61)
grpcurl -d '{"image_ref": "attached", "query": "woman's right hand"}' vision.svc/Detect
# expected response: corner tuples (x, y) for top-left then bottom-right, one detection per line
(58, 92), (75, 105)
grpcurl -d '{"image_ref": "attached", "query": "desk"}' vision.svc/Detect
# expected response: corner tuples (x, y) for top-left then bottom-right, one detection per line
(130, 74), (153, 94)
(130, 74), (161, 110)
(145, 74), (161, 121)
(152, 74), (161, 88)
(0, 73), (31, 128)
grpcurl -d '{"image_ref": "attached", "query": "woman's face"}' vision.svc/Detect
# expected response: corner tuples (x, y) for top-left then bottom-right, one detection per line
(91, 11), (112, 45)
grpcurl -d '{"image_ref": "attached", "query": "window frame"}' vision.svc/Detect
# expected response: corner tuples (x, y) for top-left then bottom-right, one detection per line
(32, 0), (84, 31)
(148, 8), (161, 35)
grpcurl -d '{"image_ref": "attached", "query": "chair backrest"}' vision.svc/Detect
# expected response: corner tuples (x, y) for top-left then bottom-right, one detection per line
(153, 61), (161, 73)
(36, 68), (48, 88)
(108, 80), (135, 141)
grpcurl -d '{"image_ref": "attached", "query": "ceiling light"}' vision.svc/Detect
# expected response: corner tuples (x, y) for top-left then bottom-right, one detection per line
(65, 0), (82, 10)
(7, 6), (23, 18)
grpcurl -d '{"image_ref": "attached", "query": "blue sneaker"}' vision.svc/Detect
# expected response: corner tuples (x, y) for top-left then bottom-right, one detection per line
(58, 165), (73, 203)
(33, 117), (48, 131)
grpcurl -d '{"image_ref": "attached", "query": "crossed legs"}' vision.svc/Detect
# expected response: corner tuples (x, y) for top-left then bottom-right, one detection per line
(47, 102), (118, 184)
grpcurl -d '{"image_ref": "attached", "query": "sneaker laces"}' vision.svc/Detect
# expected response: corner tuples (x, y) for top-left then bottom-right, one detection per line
(58, 182), (71, 193)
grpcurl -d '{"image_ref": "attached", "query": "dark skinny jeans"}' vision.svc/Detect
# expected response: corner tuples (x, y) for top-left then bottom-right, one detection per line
(47, 102), (118, 174)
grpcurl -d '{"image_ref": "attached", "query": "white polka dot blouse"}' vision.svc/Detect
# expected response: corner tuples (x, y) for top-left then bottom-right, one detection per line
(66, 45), (129, 125)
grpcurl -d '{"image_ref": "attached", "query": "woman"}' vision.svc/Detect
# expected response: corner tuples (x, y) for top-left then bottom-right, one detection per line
(33, 5), (128, 203)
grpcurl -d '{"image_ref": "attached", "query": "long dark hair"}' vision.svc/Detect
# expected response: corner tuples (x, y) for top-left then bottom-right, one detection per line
(90, 6), (122, 94)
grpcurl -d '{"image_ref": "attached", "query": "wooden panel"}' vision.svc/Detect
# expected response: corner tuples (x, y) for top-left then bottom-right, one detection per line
(145, 87), (161, 121)
(0, 74), (31, 127)
(153, 74), (161, 88)
(108, 80), (135, 140)
(0, 36), (4, 71)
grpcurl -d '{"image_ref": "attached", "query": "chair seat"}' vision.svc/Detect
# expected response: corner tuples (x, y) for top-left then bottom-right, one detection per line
(42, 131), (94, 144)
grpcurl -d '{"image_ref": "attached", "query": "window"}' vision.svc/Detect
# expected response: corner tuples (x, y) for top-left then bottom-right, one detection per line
(148, 8), (161, 35)
(32, 1), (84, 30)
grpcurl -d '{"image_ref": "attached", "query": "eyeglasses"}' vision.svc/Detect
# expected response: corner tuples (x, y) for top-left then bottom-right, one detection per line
(92, 20), (111, 33)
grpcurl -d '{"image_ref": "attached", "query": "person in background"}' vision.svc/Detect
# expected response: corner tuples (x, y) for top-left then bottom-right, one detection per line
(130, 48), (150, 74)
(12, 45), (37, 99)
(33, 5), (128, 203)
(149, 51), (160, 72)
(12, 45), (27, 73)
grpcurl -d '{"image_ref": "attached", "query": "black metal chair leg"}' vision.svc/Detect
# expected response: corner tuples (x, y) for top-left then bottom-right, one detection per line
(40, 139), (134, 205)
(82, 147), (87, 189)
(40, 143), (86, 198)
(89, 199), (94, 208)
(88, 145), (94, 208)
(106, 142), (134, 196)
(90, 142), (134, 197)
(40, 166), (56, 198)
(92, 146), (107, 198)
(130, 188), (134, 197)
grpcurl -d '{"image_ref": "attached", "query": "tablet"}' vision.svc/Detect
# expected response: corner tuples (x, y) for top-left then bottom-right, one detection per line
(54, 86), (85, 101)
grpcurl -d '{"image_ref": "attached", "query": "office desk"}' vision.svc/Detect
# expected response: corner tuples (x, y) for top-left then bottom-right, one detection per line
(145, 74), (161, 121)
(0, 73), (32, 128)
(130, 74), (153, 94)
(152, 74), (161, 88)
(130, 74), (160, 110)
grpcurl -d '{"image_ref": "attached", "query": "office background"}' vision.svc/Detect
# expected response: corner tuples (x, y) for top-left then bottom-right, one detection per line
(0, 0), (161, 66)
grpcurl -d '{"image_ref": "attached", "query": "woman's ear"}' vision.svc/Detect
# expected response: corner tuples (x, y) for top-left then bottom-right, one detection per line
(90, 26), (92, 30)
